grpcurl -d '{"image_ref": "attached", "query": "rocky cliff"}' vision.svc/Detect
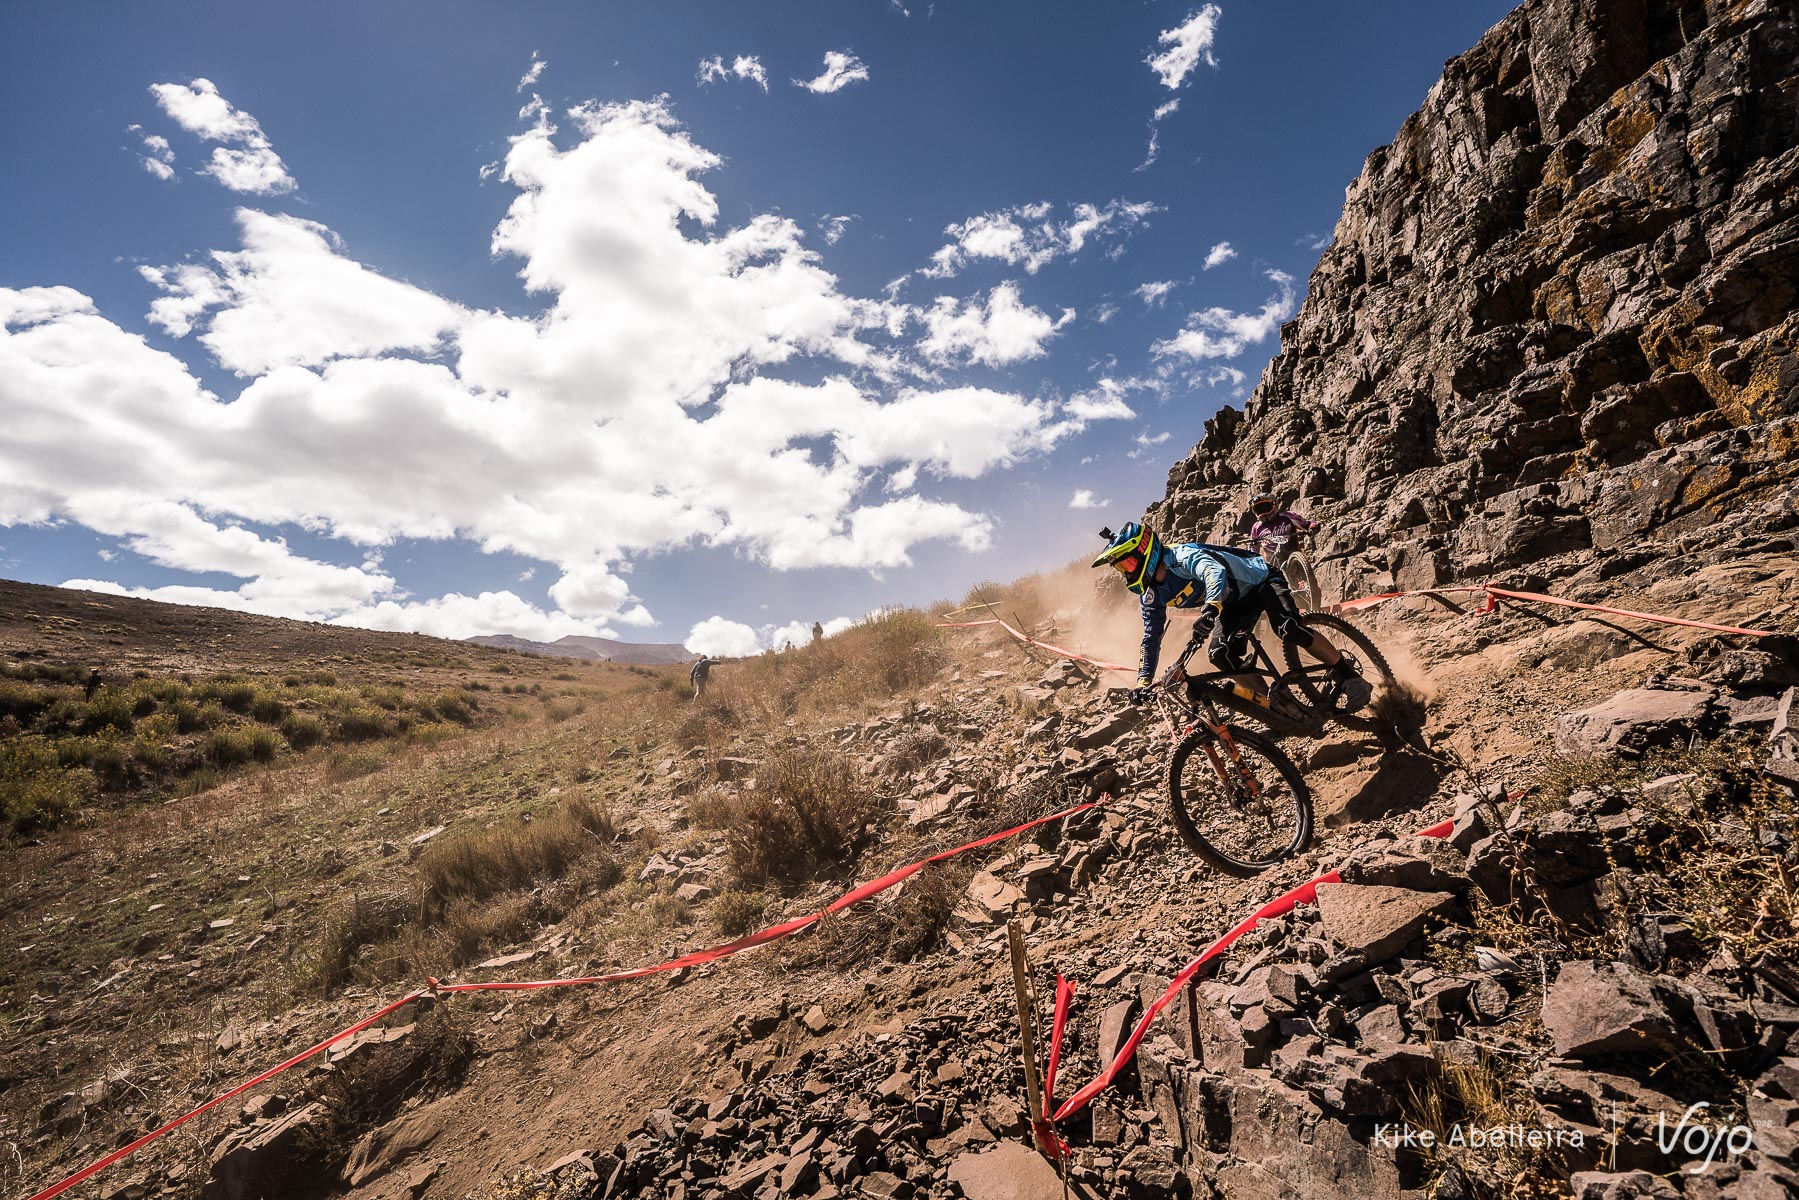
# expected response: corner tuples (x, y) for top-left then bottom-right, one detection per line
(1152, 0), (1799, 598)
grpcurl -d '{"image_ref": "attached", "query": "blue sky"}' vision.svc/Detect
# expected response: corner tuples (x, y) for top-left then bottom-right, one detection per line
(0, 1), (1512, 654)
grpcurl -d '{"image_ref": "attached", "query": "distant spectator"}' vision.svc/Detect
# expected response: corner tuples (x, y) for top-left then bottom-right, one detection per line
(690, 656), (714, 700)
(83, 667), (102, 700)
(811, 621), (824, 643)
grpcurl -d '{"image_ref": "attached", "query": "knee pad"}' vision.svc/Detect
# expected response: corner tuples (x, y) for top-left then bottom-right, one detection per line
(1209, 635), (1249, 672)
(1273, 615), (1311, 646)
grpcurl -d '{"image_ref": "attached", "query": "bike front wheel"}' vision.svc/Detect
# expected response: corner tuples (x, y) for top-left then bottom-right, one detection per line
(1167, 723), (1312, 876)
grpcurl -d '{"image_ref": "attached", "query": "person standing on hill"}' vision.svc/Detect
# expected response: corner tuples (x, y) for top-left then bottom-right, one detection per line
(690, 656), (714, 700)
(811, 620), (824, 643)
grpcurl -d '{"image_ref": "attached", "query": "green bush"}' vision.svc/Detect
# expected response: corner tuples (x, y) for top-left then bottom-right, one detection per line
(199, 680), (257, 713)
(205, 728), (257, 767)
(1, 736), (89, 836)
(336, 707), (396, 742)
(281, 711), (327, 750)
(249, 695), (287, 724)
(81, 690), (137, 734)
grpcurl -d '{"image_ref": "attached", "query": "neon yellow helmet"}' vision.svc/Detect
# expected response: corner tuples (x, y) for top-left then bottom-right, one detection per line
(1090, 522), (1162, 594)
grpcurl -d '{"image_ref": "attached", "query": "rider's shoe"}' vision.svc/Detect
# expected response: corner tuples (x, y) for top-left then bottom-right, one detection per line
(1331, 660), (1373, 713)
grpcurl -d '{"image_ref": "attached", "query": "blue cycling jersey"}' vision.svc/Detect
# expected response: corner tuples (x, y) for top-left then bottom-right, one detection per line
(1137, 544), (1270, 683)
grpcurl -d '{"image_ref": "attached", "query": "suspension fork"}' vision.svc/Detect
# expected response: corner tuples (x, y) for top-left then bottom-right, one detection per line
(1204, 718), (1265, 800)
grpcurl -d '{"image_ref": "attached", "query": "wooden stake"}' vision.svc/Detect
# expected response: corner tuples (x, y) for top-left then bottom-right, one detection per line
(1007, 920), (1045, 1130)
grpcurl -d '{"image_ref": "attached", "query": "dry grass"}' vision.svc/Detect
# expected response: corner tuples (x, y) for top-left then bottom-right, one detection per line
(794, 860), (972, 967)
(1401, 1045), (1569, 1198)
(417, 796), (618, 903)
(711, 745), (887, 886)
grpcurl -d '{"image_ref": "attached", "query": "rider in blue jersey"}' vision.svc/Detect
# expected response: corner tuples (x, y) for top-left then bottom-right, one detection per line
(1091, 521), (1369, 710)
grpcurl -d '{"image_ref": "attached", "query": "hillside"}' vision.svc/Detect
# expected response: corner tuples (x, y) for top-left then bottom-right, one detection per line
(465, 635), (697, 667)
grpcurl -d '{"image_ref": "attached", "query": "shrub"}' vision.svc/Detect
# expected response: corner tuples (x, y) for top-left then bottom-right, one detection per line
(718, 746), (884, 886)
(417, 798), (618, 905)
(280, 711), (328, 750)
(713, 890), (769, 937)
(336, 706), (396, 742)
(249, 695), (287, 724)
(172, 768), (223, 797)
(545, 696), (585, 722)
(432, 690), (478, 724)
(169, 699), (223, 734)
(244, 727), (282, 762)
(298, 889), (415, 993)
(200, 680), (257, 713)
(1, 736), (89, 835)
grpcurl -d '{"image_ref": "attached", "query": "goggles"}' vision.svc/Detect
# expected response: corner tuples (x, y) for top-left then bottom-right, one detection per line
(1112, 553), (1143, 577)
(1252, 499), (1278, 516)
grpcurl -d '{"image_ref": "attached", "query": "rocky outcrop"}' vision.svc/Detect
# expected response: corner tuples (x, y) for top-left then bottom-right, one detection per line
(1151, 0), (1799, 601)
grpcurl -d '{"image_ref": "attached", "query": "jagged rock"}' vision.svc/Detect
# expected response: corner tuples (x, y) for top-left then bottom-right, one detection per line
(963, 872), (1025, 920)
(1315, 883), (1457, 963)
(1541, 960), (1682, 1057)
(1570, 1171), (1682, 1199)
(1555, 687), (1717, 758)
(1065, 710), (1142, 751)
(201, 1101), (326, 1200)
(1338, 837), (1471, 892)
(1142, 0), (1799, 606)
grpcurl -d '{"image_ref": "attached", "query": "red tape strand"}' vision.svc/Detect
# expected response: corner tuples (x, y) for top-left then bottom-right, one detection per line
(28, 989), (429, 1200)
(29, 797), (1103, 1200)
(1048, 811), (1473, 1126)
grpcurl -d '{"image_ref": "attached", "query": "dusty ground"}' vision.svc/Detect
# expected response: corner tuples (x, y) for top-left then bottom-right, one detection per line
(3, 554), (1796, 1199)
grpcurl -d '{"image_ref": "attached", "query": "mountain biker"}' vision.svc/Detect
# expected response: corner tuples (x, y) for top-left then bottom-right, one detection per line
(1247, 493), (1318, 568)
(1091, 521), (1370, 711)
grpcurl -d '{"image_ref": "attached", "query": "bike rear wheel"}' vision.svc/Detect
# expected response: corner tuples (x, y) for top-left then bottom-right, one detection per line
(1284, 556), (1320, 611)
(1281, 611), (1395, 733)
(1167, 723), (1312, 876)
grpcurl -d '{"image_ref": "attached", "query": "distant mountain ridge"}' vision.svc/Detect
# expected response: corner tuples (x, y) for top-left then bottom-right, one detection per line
(465, 633), (696, 665)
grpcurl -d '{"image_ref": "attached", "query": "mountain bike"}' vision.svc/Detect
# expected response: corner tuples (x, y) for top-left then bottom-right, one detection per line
(1247, 531), (1322, 612)
(1141, 611), (1394, 876)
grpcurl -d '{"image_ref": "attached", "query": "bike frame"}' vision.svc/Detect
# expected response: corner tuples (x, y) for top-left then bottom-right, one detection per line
(1151, 625), (1337, 739)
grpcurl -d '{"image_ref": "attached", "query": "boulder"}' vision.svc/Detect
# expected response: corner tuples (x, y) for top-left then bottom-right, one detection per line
(1555, 688), (1716, 758)
(1541, 960), (1681, 1057)
(946, 1143), (1065, 1200)
(1315, 883), (1458, 963)
(1066, 709), (1142, 751)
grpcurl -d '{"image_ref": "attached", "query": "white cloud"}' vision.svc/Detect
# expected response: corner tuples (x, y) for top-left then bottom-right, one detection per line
(1091, 301), (1119, 324)
(1136, 430), (1172, 447)
(130, 126), (176, 180)
(1147, 5), (1223, 89)
(1069, 489), (1105, 510)
(4, 97), (1086, 639)
(916, 283), (1071, 367)
(517, 53), (547, 92)
(686, 615), (762, 657)
(1151, 269), (1297, 360)
(139, 209), (465, 375)
(1153, 99), (1181, 122)
(795, 51), (869, 94)
(1299, 230), (1331, 251)
(1202, 241), (1237, 269)
(1064, 378), (1142, 421)
(919, 199), (1157, 280)
(764, 615), (853, 650)
(149, 78), (296, 194)
(699, 54), (769, 91)
(819, 214), (856, 244)
(1135, 279), (1178, 307)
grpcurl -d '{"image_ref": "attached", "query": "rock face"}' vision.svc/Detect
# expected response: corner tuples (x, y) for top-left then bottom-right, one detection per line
(1150, 0), (1799, 600)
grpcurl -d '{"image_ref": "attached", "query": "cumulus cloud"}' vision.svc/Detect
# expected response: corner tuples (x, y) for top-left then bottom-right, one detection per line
(149, 78), (296, 194)
(686, 615), (761, 657)
(1135, 280), (1178, 307)
(130, 125), (175, 180)
(1064, 377), (1144, 421)
(139, 209), (465, 374)
(1147, 5), (1222, 89)
(1202, 241), (1237, 269)
(919, 199), (1157, 281)
(1069, 489), (1105, 509)
(699, 54), (769, 91)
(795, 51), (869, 94)
(819, 214), (856, 244)
(4, 98), (1087, 640)
(517, 53), (547, 91)
(916, 283), (1072, 367)
(1151, 269), (1297, 360)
